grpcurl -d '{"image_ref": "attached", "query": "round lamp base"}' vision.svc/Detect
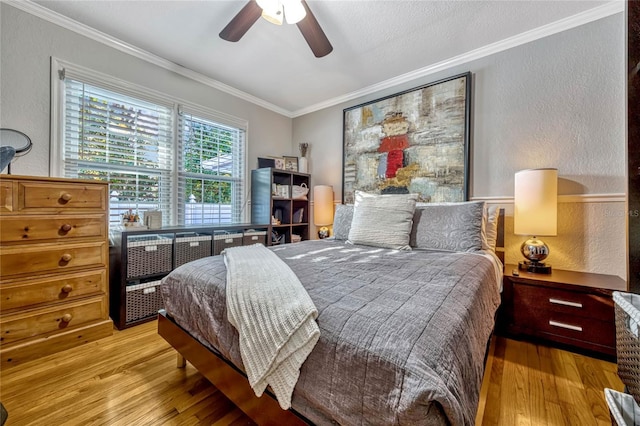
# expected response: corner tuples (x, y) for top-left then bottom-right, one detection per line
(519, 237), (552, 274)
(318, 226), (330, 239)
(518, 260), (552, 274)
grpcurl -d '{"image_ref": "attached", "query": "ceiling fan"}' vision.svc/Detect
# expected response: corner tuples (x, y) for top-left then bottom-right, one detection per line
(219, 0), (333, 58)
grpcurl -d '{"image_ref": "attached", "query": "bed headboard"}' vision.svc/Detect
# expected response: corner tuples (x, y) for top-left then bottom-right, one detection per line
(495, 208), (505, 264)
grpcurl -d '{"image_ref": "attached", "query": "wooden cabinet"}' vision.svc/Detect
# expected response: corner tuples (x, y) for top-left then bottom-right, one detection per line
(500, 265), (626, 358)
(0, 175), (113, 368)
(251, 168), (310, 244)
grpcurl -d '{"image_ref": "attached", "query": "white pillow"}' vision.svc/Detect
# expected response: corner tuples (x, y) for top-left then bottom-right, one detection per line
(481, 204), (500, 252)
(347, 191), (418, 250)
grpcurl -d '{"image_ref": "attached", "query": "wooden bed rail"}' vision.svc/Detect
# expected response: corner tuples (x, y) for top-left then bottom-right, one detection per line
(157, 311), (310, 426)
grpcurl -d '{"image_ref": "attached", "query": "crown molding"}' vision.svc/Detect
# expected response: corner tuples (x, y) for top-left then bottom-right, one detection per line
(5, 0), (623, 119)
(472, 193), (626, 204)
(291, 1), (624, 117)
(4, 0), (293, 118)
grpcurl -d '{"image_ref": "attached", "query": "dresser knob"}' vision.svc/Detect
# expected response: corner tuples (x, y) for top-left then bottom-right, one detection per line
(61, 284), (73, 293)
(60, 224), (72, 233)
(61, 313), (73, 323)
(61, 253), (72, 262)
(60, 193), (72, 202)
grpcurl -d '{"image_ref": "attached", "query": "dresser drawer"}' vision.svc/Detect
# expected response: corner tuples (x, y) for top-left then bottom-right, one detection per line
(0, 214), (106, 243)
(512, 281), (613, 322)
(0, 180), (12, 212)
(513, 307), (615, 350)
(0, 241), (107, 277)
(0, 296), (107, 345)
(0, 270), (106, 311)
(17, 181), (106, 212)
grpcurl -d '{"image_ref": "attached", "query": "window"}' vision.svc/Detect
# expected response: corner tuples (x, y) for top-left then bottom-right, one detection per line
(52, 59), (247, 227)
(60, 78), (173, 225)
(178, 109), (245, 225)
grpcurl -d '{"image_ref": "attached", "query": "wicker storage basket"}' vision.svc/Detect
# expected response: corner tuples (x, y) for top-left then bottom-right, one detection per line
(292, 183), (309, 199)
(174, 233), (212, 268)
(126, 234), (173, 279)
(614, 291), (640, 405)
(126, 280), (164, 323)
(243, 230), (267, 246)
(213, 231), (243, 255)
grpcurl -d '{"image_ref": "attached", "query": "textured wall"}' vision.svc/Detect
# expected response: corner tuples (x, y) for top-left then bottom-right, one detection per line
(294, 14), (626, 279)
(0, 4), (293, 179)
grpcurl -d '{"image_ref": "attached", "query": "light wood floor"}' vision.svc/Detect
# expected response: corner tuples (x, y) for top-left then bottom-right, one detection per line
(0, 320), (623, 425)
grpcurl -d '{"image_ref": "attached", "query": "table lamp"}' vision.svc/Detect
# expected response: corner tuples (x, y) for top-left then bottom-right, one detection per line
(514, 168), (557, 274)
(313, 185), (334, 239)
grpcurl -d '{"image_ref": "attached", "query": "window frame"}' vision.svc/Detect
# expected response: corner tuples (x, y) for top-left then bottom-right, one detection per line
(51, 57), (249, 226)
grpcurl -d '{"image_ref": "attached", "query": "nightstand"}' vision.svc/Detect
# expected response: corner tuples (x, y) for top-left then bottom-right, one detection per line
(499, 264), (626, 358)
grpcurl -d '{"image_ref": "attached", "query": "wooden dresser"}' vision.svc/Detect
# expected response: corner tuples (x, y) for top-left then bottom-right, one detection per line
(0, 175), (113, 368)
(500, 265), (627, 359)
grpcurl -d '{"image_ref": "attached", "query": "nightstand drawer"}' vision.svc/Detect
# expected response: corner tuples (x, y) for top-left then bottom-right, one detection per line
(512, 282), (613, 322)
(513, 308), (615, 349)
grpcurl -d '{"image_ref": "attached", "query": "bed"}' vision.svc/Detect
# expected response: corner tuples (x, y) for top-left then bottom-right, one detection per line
(158, 198), (504, 425)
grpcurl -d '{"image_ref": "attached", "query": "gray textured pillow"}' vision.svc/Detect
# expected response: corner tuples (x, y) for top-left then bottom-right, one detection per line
(348, 191), (418, 250)
(333, 204), (354, 240)
(410, 201), (485, 252)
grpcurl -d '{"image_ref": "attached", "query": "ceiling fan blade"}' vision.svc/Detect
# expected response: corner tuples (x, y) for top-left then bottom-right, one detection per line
(219, 1), (262, 42)
(296, 0), (333, 58)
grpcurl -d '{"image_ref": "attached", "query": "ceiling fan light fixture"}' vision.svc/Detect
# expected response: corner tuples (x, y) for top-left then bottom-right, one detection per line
(258, 0), (284, 25)
(261, 7), (283, 25)
(283, 0), (306, 24)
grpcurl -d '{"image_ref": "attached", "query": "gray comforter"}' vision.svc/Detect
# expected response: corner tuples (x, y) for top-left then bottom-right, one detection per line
(160, 239), (501, 425)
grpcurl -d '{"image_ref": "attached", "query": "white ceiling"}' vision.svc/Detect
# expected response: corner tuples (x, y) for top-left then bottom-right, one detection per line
(27, 0), (618, 116)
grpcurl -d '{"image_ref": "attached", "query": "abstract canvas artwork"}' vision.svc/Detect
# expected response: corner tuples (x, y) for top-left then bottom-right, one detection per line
(342, 73), (471, 204)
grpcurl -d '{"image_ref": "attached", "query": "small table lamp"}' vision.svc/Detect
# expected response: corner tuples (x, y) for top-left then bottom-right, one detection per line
(514, 168), (558, 274)
(313, 185), (334, 239)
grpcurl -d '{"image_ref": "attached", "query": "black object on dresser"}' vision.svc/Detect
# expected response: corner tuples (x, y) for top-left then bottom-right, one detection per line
(500, 264), (627, 359)
(251, 167), (310, 245)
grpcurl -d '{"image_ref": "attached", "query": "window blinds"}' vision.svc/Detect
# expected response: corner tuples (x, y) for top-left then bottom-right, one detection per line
(62, 78), (174, 225)
(177, 108), (246, 225)
(55, 60), (248, 227)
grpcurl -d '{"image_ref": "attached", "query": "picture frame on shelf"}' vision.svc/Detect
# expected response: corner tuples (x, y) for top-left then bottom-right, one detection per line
(274, 157), (285, 170)
(284, 156), (298, 172)
(258, 157), (276, 168)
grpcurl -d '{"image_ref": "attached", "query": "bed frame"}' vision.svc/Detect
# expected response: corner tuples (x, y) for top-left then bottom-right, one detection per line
(157, 208), (505, 425)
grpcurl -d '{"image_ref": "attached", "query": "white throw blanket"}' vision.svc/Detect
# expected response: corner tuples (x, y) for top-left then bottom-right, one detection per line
(223, 244), (320, 409)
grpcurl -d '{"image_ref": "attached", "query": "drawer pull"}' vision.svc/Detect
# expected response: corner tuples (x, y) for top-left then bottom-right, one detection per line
(61, 284), (73, 293)
(60, 193), (72, 202)
(60, 223), (73, 233)
(549, 298), (583, 308)
(61, 313), (73, 323)
(549, 320), (582, 332)
(61, 253), (72, 262)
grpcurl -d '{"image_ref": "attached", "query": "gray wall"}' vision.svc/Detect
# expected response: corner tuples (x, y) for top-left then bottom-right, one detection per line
(294, 14), (627, 278)
(0, 4), (293, 181)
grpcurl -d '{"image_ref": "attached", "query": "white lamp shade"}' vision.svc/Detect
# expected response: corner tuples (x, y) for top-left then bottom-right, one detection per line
(313, 185), (334, 226)
(514, 168), (558, 236)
